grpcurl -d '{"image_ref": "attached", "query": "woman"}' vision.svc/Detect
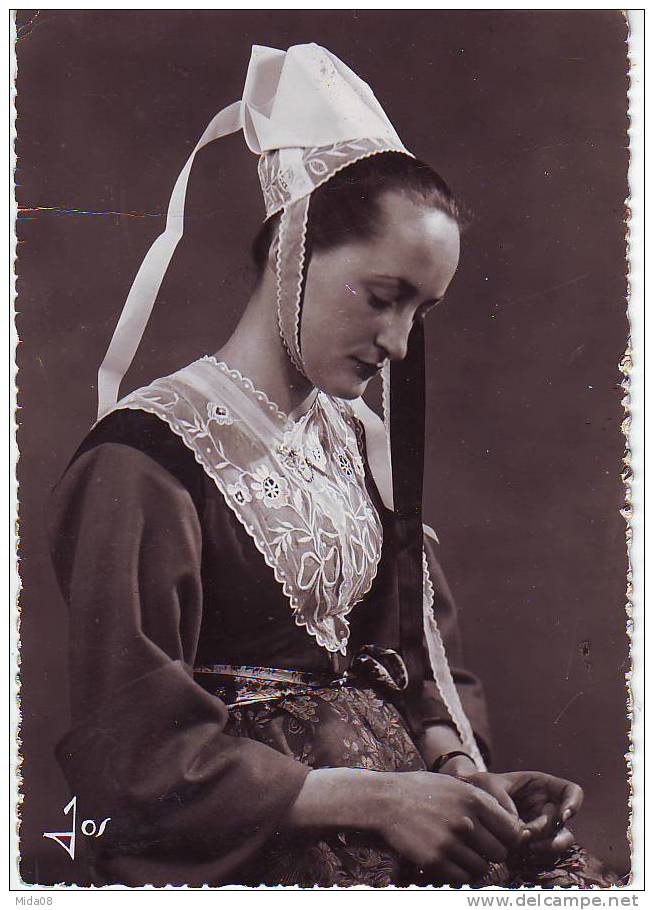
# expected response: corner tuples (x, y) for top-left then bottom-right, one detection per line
(48, 43), (615, 888)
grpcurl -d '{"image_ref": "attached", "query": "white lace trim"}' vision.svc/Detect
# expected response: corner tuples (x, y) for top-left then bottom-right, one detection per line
(270, 144), (414, 381)
(381, 359), (392, 457)
(290, 197), (309, 372)
(114, 358), (383, 654)
(258, 140), (412, 218)
(293, 198), (310, 365)
(422, 550), (486, 771)
(276, 205), (298, 372)
(275, 196), (311, 375)
(200, 356), (291, 426)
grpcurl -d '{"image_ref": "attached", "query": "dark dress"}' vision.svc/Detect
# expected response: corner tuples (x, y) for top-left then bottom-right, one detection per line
(47, 360), (616, 887)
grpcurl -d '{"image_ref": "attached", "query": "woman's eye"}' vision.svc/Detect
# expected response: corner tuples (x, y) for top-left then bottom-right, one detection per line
(368, 294), (393, 311)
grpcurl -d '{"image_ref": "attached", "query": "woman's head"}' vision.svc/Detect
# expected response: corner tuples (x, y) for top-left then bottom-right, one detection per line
(253, 152), (462, 398)
(252, 152), (462, 275)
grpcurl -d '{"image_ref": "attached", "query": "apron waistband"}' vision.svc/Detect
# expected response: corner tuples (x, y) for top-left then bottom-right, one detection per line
(194, 645), (410, 709)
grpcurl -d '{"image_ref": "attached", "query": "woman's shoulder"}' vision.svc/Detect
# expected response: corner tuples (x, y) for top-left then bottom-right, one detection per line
(71, 356), (222, 479)
(66, 406), (206, 505)
(77, 405), (191, 457)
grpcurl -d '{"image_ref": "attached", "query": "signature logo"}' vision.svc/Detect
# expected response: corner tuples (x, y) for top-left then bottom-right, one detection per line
(43, 796), (111, 860)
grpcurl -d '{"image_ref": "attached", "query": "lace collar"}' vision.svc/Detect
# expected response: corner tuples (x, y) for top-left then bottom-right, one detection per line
(114, 356), (384, 654)
(200, 356), (319, 427)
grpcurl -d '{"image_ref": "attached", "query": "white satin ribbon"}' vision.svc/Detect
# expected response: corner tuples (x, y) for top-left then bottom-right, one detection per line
(96, 43), (408, 419)
(97, 100), (244, 418)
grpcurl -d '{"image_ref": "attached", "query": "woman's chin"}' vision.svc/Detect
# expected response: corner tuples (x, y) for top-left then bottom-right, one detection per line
(308, 368), (369, 400)
(324, 378), (369, 400)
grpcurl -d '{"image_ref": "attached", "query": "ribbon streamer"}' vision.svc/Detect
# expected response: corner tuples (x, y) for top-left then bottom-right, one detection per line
(97, 101), (243, 418)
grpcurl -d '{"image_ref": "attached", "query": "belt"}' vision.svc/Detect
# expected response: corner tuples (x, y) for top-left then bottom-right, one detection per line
(194, 644), (410, 709)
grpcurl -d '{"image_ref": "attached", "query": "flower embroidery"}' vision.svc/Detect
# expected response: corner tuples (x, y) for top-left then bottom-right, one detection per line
(309, 443), (326, 469)
(305, 426), (327, 470)
(278, 444), (314, 483)
(335, 450), (354, 479)
(296, 457), (314, 483)
(278, 168), (292, 192)
(250, 465), (290, 509)
(116, 361), (384, 654)
(206, 402), (233, 426)
(226, 478), (252, 505)
(349, 446), (365, 478)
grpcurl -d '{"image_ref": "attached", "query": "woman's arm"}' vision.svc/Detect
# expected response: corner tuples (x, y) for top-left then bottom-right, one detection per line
(49, 440), (523, 885)
(284, 767), (525, 882)
(49, 442), (310, 886)
(416, 723), (478, 774)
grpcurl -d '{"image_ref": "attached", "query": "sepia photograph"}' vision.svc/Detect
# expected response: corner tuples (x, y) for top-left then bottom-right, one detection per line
(14, 10), (633, 889)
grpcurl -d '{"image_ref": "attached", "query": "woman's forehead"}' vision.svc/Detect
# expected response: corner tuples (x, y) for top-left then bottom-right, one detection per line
(375, 191), (459, 240)
(356, 193), (460, 291)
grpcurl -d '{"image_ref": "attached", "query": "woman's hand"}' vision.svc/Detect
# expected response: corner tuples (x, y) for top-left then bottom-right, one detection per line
(375, 771), (526, 883)
(286, 767), (526, 884)
(454, 770), (583, 859)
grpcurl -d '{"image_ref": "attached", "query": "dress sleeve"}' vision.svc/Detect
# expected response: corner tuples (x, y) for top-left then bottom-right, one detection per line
(47, 442), (310, 887)
(419, 531), (493, 764)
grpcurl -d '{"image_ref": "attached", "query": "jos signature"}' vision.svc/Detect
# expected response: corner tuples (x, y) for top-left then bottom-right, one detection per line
(43, 796), (110, 860)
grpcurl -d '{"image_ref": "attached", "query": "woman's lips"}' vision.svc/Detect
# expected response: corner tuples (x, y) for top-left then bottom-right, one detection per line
(351, 358), (382, 380)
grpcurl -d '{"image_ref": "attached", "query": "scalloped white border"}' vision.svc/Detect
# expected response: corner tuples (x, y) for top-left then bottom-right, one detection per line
(200, 355), (291, 426)
(422, 550), (486, 772)
(275, 196), (310, 375)
(114, 367), (383, 656)
(263, 141), (413, 218)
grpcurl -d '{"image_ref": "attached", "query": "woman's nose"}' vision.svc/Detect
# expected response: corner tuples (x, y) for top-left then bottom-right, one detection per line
(375, 313), (412, 362)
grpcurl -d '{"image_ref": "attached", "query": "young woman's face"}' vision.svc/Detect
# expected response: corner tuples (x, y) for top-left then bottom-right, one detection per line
(299, 190), (461, 399)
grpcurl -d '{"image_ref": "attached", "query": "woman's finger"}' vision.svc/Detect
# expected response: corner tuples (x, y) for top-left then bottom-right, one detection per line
(559, 781), (584, 822)
(463, 821), (510, 864)
(449, 841), (491, 880)
(433, 859), (474, 886)
(472, 791), (524, 848)
(523, 802), (558, 836)
(465, 774), (520, 818)
(528, 826), (575, 858)
(482, 782), (519, 818)
(518, 792), (550, 813)
(529, 773), (584, 818)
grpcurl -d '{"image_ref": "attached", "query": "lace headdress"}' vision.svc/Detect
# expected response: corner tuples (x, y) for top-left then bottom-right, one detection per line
(97, 43), (409, 416)
(95, 43), (484, 767)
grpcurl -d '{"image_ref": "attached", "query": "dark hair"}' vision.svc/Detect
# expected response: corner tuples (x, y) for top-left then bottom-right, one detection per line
(251, 151), (462, 279)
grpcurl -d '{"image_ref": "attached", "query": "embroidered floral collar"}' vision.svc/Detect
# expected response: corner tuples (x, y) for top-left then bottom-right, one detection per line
(114, 356), (383, 654)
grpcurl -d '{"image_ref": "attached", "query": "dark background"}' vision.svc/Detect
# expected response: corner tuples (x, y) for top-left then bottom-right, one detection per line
(15, 10), (630, 884)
